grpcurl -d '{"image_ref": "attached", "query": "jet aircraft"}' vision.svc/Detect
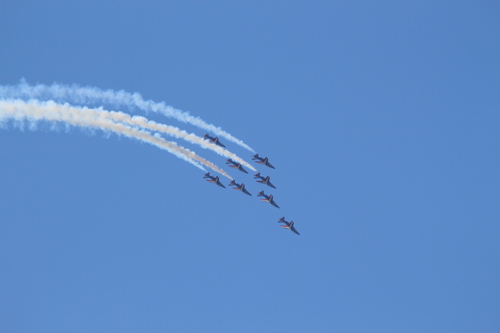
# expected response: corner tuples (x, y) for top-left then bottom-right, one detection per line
(252, 154), (275, 169)
(203, 134), (226, 147)
(203, 172), (226, 188)
(257, 190), (280, 208)
(226, 159), (248, 173)
(253, 172), (276, 189)
(278, 217), (300, 235)
(228, 180), (252, 196)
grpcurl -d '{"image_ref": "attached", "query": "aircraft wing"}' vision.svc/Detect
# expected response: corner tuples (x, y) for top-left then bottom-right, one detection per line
(269, 195), (280, 208)
(214, 138), (226, 147)
(241, 185), (252, 196)
(290, 222), (300, 235)
(208, 176), (225, 188)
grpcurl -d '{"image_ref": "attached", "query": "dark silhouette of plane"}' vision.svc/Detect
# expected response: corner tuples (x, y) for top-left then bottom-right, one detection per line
(253, 172), (276, 189)
(257, 190), (280, 208)
(204, 134), (226, 147)
(228, 180), (252, 196)
(203, 172), (226, 188)
(226, 159), (248, 173)
(278, 217), (300, 235)
(252, 154), (275, 169)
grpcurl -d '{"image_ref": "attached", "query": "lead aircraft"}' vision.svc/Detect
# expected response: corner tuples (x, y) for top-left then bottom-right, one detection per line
(203, 172), (226, 188)
(228, 180), (252, 196)
(203, 134), (226, 147)
(253, 172), (276, 189)
(278, 217), (300, 235)
(252, 154), (275, 169)
(226, 159), (248, 173)
(257, 190), (280, 208)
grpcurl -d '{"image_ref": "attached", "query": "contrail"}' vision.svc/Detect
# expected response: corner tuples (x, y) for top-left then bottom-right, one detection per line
(0, 99), (233, 179)
(0, 81), (256, 171)
(0, 80), (255, 152)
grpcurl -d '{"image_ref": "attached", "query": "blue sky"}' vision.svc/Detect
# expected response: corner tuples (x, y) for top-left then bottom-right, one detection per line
(1, 1), (499, 332)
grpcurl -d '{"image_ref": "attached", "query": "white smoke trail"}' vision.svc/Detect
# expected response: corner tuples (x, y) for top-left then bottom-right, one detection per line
(0, 81), (256, 171)
(0, 99), (233, 179)
(0, 80), (255, 152)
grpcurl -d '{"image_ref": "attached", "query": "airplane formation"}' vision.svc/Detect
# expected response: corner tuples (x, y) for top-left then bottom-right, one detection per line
(202, 135), (300, 235)
(0, 82), (296, 234)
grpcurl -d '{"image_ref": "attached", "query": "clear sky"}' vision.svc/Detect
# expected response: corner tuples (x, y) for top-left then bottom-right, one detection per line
(1, 1), (499, 332)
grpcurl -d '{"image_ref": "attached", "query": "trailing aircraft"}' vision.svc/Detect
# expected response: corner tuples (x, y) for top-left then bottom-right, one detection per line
(228, 180), (252, 196)
(257, 190), (280, 208)
(278, 217), (300, 235)
(226, 159), (248, 173)
(253, 172), (276, 189)
(203, 172), (226, 188)
(204, 134), (226, 147)
(252, 154), (275, 169)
